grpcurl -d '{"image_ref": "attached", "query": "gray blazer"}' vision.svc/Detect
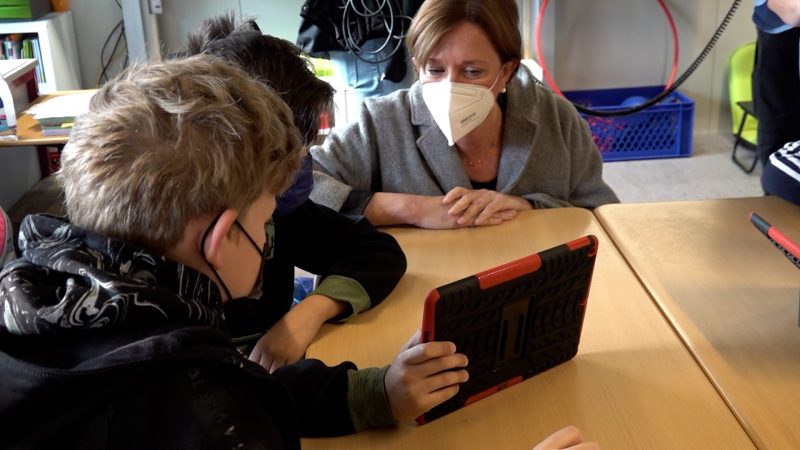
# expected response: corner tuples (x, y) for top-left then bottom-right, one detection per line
(310, 66), (619, 215)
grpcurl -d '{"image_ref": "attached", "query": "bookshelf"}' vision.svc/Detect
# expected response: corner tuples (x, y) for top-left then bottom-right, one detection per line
(0, 11), (81, 94)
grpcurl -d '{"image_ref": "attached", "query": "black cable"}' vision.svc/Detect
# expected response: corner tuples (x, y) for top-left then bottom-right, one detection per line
(573, 0), (742, 117)
(97, 0), (127, 85)
(98, 21), (125, 84)
(340, 0), (411, 64)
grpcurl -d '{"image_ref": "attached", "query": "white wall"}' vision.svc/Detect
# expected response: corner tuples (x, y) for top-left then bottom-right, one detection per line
(67, 0), (755, 135)
(546, 0), (755, 134)
(69, 0), (304, 89)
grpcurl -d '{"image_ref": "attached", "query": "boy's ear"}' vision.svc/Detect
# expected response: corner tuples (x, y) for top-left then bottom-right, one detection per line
(201, 208), (238, 271)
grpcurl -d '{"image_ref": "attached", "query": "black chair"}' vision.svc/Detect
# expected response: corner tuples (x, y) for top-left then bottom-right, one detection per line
(731, 100), (759, 173)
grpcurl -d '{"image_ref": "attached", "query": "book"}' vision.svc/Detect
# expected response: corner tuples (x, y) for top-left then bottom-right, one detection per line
(40, 123), (72, 136)
(27, 92), (93, 133)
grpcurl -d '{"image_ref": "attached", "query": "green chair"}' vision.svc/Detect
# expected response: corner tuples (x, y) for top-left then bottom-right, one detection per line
(729, 42), (759, 173)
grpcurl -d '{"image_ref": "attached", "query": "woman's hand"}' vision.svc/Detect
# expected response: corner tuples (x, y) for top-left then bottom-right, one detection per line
(364, 192), (521, 229)
(442, 187), (532, 226)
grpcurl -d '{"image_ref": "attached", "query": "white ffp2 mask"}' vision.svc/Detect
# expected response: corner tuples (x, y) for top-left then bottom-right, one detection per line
(421, 68), (505, 146)
(422, 81), (495, 146)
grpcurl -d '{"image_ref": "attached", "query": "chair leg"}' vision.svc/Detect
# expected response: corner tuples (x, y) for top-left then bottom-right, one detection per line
(731, 112), (758, 174)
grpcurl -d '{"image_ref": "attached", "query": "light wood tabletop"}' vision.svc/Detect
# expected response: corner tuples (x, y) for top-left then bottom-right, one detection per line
(0, 89), (95, 147)
(595, 196), (800, 450)
(302, 208), (754, 450)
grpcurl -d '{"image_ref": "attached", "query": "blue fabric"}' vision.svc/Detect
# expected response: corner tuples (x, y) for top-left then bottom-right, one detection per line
(754, 0), (793, 34)
(762, 140), (800, 205)
(275, 155), (314, 216)
(329, 38), (414, 103)
(293, 276), (315, 304)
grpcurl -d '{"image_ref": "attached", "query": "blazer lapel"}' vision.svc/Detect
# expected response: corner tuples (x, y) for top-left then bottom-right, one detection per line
(497, 68), (538, 192)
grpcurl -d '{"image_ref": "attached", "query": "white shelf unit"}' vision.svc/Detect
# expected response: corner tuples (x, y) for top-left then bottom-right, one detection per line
(0, 11), (81, 94)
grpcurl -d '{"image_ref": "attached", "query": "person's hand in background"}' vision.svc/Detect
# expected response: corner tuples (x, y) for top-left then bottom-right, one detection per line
(533, 425), (600, 450)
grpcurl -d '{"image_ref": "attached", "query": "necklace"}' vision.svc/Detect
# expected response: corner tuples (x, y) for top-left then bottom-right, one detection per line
(457, 146), (497, 167)
(460, 155), (485, 167)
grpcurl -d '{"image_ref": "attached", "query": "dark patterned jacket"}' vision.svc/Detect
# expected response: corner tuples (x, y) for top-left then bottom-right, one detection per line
(0, 214), (394, 450)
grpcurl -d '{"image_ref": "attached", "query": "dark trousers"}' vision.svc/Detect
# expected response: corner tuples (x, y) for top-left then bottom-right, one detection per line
(753, 27), (800, 164)
(762, 159), (800, 205)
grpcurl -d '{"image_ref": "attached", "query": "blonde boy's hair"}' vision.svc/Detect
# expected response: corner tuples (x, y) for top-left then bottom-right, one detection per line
(59, 54), (302, 252)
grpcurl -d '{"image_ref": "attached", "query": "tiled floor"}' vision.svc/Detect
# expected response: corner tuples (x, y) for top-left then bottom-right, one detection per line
(603, 133), (764, 203)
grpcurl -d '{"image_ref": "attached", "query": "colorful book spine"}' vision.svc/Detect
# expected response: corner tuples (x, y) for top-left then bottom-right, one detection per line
(0, 34), (46, 84)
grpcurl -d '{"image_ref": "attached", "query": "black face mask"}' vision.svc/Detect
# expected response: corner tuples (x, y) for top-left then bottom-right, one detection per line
(201, 213), (274, 301)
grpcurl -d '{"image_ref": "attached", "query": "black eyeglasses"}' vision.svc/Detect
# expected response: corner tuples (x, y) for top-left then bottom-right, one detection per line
(201, 214), (275, 262)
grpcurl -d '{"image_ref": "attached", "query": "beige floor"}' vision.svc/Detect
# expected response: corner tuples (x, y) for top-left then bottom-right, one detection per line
(602, 133), (764, 203)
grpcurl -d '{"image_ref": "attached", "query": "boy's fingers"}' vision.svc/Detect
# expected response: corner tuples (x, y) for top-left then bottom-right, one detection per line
(269, 359), (287, 374)
(406, 330), (423, 349)
(422, 368), (469, 393)
(419, 384), (461, 412)
(418, 352), (469, 376)
(401, 341), (457, 365)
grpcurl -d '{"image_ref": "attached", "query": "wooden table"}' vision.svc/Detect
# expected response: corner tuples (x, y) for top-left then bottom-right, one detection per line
(302, 208), (753, 450)
(0, 89), (94, 147)
(0, 89), (95, 178)
(596, 196), (800, 450)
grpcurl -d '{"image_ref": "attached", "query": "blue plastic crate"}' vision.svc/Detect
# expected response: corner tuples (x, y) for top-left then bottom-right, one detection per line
(563, 86), (694, 162)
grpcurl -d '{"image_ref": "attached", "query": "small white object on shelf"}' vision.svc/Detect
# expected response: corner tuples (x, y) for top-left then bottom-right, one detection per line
(0, 11), (81, 94)
(0, 58), (38, 129)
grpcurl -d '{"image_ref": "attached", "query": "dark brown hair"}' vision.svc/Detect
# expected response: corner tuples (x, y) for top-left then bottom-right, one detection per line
(407, 0), (522, 69)
(181, 14), (334, 146)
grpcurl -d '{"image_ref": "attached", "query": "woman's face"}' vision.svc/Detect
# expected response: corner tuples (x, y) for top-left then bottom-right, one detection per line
(418, 21), (512, 95)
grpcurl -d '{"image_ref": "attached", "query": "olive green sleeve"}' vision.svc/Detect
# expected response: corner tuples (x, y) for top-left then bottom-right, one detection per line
(346, 366), (396, 431)
(311, 275), (371, 322)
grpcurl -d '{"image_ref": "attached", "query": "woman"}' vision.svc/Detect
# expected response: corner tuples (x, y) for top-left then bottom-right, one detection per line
(310, 0), (619, 229)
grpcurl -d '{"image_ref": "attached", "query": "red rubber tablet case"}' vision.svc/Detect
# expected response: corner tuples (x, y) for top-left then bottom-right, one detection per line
(417, 235), (599, 424)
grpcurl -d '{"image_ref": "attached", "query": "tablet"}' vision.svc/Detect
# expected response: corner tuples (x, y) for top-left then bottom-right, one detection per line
(750, 212), (800, 270)
(417, 235), (599, 424)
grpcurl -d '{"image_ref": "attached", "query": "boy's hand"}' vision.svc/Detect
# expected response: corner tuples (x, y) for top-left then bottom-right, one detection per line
(248, 294), (348, 373)
(249, 309), (321, 373)
(384, 331), (469, 422)
(533, 425), (600, 450)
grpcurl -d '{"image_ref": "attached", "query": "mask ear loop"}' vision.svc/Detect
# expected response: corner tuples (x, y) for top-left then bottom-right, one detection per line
(233, 219), (267, 258)
(491, 64), (508, 94)
(201, 213), (234, 302)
